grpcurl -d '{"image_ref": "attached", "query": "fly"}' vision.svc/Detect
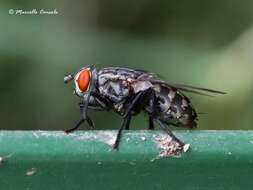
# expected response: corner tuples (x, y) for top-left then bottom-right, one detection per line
(64, 65), (226, 149)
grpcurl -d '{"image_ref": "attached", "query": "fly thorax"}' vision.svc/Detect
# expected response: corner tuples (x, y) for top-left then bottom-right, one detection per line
(99, 80), (130, 102)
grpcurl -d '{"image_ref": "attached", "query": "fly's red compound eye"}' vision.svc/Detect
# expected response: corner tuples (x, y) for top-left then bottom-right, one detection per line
(76, 69), (91, 92)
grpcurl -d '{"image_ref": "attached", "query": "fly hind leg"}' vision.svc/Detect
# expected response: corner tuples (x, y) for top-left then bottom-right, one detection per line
(148, 91), (184, 145)
(148, 89), (157, 130)
(149, 116), (155, 130)
(113, 115), (131, 149)
(154, 119), (184, 146)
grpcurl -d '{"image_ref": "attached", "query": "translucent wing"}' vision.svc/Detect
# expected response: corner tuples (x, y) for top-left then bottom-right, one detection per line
(150, 79), (226, 97)
(172, 83), (226, 94)
(118, 68), (226, 96)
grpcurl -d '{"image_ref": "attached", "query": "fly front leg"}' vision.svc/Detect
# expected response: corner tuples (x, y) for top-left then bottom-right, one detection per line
(79, 101), (95, 129)
(65, 91), (111, 133)
(65, 118), (85, 133)
(65, 93), (94, 133)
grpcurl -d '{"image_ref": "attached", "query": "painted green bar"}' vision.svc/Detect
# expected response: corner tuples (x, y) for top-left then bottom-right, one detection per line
(0, 130), (253, 190)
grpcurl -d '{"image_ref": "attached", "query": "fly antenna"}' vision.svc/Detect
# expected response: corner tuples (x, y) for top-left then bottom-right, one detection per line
(197, 112), (207, 115)
(64, 72), (74, 84)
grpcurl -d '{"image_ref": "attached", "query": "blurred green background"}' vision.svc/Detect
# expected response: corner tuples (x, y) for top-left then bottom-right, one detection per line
(1, 0), (253, 130)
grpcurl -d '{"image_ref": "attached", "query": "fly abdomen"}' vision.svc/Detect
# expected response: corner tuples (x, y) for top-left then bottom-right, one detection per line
(154, 85), (197, 128)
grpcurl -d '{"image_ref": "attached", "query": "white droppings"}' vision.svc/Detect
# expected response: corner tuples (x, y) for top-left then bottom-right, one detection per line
(150, 158), (156, 162)
(141, 137), (146, 141)
(97, 161), (102, 165)
(0, 153), (13, 165)
(227, 152), (232, 155)
(105, 136), (116, 146)
(183, 144), (190, 152)
(126, 138), (130, 143)
(129, 161), (136, 165)
(26, 168), (36, 176)
(0, 157), (3, 165)
(75, 131), (117, 147)
(155, 135), (185, 158)
(96, 131), (117, 146)
(33, 132), (39, 138)
(37, 131), (63, 138)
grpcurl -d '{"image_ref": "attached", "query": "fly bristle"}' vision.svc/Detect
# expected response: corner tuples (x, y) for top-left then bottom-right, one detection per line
(197, 112), (207, 117)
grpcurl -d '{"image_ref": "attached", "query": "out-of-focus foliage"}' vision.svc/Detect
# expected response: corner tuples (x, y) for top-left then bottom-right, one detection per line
(1, 0), (253, 130)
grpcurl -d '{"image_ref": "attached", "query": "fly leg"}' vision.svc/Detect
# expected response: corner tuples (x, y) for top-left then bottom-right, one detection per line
(65, 118), (85, 133)
(148, 91), (184, 145)
(113, 115), (131, 149)
(65, 102), (94, 133)
(79, 102), (95, 129)
(154, 119), (184, 146)
(148, 90), (157, 130)
(91, 91), (112, 111)
(65, 92), (111, 133)
(124, 116), (132, 130)
(149, 116), (155, 130)
(113, 89), (153, 149)
(65, 93), (94, 133)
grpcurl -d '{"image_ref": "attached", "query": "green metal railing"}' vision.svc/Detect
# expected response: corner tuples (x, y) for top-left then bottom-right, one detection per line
(0, 130), (252, 190)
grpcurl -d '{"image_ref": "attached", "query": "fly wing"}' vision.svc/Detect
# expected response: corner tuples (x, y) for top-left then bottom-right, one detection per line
(109, 68), (226, 96)
(150, 79), (226, 97)
(171, 83), (226, 94)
